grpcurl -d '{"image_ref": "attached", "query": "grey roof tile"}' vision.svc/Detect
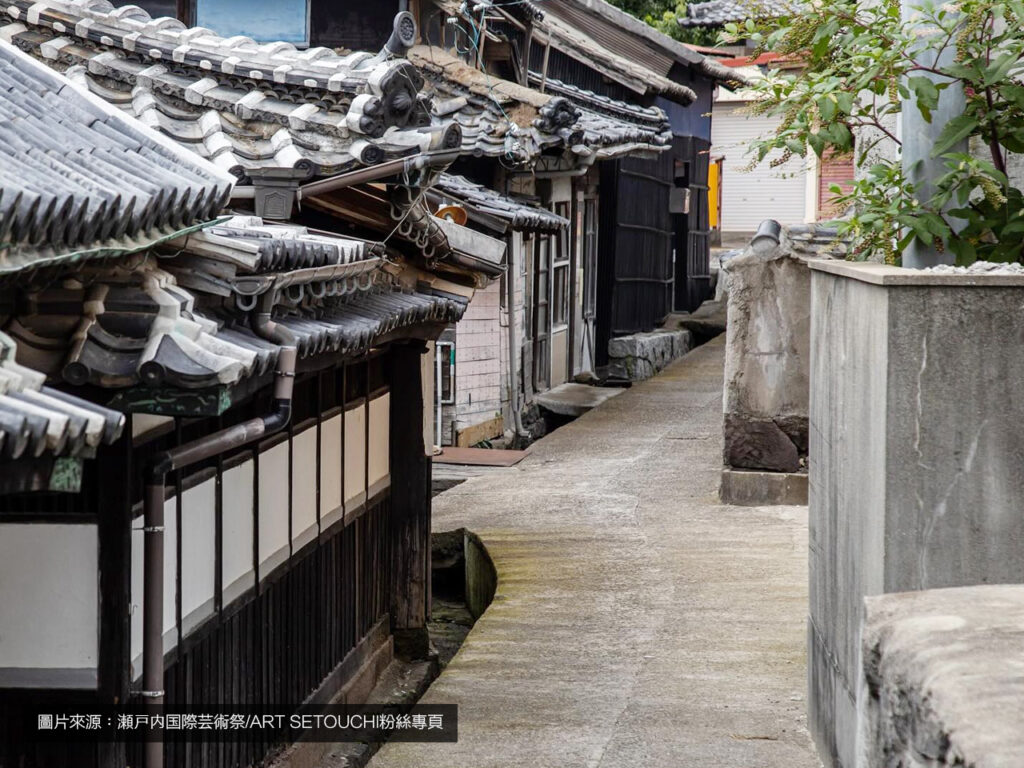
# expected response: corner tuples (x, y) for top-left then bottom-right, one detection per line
(0, 39), (233, 271)
(680, 0), (797, 27)
(432, 174), (569, 233)
(1, 0), (453, 178)
(410, 45), (672, 164)
(0, 333), (124, 459)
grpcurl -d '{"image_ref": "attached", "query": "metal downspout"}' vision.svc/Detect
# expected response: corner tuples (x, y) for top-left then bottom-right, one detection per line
(142, 296), (296, 768)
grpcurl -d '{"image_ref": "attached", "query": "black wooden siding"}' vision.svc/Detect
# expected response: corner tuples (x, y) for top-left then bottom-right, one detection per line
(0, 352), (411, 768)
(596, 151), (675, 365)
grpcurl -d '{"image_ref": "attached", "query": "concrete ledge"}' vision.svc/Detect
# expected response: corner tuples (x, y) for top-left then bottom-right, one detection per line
(534, 382), (623, 417)
(860, 585), (1024, 768)
(720, 468), (808, 506)
(807, 259), (1024, 286)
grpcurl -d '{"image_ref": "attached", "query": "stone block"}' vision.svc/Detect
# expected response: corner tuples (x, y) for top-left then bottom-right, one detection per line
(607, 329), (692, 382)
(859, 585), (1024, 768)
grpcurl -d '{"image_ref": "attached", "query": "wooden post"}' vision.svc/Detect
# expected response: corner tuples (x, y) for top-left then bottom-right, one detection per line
(520, 22), (533, 87)
(540, 40), (551, 93)
(388, 341), (431, 659)
(97, 422), (133, 768)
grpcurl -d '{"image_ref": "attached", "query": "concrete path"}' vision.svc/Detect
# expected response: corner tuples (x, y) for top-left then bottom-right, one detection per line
(372, 337), (819, 768)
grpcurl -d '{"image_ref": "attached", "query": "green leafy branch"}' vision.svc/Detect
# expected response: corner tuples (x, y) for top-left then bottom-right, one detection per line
(725, 0), (1024, 265)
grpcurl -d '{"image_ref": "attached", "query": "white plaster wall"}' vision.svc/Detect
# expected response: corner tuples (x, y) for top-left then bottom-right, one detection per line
(291, 427), (318, 546)
(0, 523), (98, 671)
(258, 441), (289, 571)
(319, 414), (343, 518)
(221, 459), (255, 601)
(180, 477), (216, 632)
(368, 393), (390, 488)
(344, 403), (366, 507)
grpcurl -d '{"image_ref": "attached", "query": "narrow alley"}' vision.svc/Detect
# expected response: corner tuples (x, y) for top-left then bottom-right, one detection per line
(373, 337), (819, 768)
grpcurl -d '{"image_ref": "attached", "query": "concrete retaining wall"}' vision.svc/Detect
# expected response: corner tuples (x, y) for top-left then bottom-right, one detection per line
(859, 585), (1024, 767)
(808, 260), (1024, 768)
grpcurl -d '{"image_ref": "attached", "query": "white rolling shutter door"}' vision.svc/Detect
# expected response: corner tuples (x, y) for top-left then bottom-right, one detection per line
(712, 102), (809, 232)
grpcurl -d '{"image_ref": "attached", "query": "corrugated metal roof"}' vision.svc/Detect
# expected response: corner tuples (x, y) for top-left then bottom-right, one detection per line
(0, 39), (233, 272)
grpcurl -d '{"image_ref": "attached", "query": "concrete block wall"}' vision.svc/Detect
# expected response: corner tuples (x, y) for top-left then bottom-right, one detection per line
(808, 261), (1024, 768)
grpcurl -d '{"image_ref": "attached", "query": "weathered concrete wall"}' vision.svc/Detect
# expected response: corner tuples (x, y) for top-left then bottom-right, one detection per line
(607, 329), (692, 381)
(808, 266), (890, 768)
(808, 260), (1024, 768)
(859, 585), (1024, 768)
(721, 224), (842, 474)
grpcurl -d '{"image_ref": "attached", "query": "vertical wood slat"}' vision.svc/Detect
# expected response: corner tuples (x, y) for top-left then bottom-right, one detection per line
(1, 355), (400, 768)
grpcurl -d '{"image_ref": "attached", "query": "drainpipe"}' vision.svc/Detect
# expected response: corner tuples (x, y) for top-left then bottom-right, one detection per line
(142, 296), (296, 768)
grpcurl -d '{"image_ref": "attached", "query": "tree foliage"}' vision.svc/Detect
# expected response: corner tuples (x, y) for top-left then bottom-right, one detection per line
(606, 0), (721, 45)
(727, 0), (1024, 265)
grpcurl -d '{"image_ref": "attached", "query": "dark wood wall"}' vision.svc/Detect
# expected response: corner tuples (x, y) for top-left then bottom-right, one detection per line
(596, 151), (676, 365)
(0, 347), (428, 768)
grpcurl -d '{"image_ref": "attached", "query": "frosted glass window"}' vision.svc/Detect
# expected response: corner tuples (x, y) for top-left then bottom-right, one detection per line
(222, 460), (255, 603)
(291, 427), (318, 547)
(258, 441), (290, 574)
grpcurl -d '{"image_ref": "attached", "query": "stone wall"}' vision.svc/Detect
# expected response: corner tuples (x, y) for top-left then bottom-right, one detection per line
(859, 585), (1024, 767)
(607, 329), (692, 382)
(808, 260), (1024, 768)
(721, 223), (843, 474)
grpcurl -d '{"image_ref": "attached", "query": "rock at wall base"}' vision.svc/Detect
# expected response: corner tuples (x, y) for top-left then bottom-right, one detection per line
(724, 413), (801, 473)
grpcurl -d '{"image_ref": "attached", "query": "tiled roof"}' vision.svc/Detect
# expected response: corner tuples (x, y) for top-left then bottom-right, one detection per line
(0, 39), (233, 272)
(546, 0), (743, 84)
(159, 215), (383, 298)
(411, 45), (671, 164)
(680, 0), (797, 27)
(0, 333), (124, 459)
(431, 174), (569, 233)
(1, 0), (457, 179)
(6, 214), (474, 390)
(8, 265), (468, 390)
(525, 75), (674, 158)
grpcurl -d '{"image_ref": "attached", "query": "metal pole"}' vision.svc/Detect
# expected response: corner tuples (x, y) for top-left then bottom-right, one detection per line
(901, 1), (965, 268)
